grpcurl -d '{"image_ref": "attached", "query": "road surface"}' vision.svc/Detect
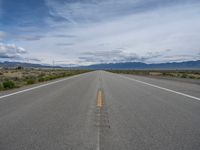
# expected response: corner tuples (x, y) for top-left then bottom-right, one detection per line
(0, 71), (200, 150)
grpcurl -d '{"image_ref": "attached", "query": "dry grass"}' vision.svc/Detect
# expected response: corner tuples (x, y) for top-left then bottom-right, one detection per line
(0, 68), (90, 91)
(108, 70), (200, 79)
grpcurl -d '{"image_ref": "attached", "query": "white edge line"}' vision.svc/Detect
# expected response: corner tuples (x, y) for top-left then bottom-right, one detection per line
(0, 74), (83, 99)
(120, 75), (200, 101)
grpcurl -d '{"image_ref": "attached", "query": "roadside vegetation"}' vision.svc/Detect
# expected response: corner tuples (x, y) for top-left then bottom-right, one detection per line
(0, 67), (90, 91)
(108, 70), (200, 79)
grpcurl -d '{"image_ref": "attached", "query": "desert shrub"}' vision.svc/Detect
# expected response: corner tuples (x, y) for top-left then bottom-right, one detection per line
(38, 73), (45, 78)
(181, 74), (187, 78)
(38, 75), (56, 82)
(162, 72), (167, 76)
(187, 75), (196, 79)
(48, 75), (57, 80)
(60, 72), (66, 77)
(38, 77), (45, 82)
(26, 79), (35, 85)
(0, 83), (3, 90)
(165, 73), (175, 77)
(193, 72), (200, 75)
(3, 80), (15, 89)
(12, 77), (20, 81)
(16, 66), (24, 70)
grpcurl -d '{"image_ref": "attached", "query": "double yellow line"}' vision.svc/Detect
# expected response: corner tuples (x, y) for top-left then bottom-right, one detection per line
(97, 90), (103, 108)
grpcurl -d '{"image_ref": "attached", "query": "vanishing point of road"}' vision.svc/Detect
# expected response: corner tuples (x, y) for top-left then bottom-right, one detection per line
(0, 71), (200, 150)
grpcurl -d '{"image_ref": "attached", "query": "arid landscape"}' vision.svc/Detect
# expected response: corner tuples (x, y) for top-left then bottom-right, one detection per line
(0, 67), (89, 90)
(1, 0), (200, 149)
(109, 70), (200, 79)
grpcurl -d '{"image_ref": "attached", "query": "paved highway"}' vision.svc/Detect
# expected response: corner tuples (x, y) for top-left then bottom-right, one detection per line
(0, 71), (200, 150)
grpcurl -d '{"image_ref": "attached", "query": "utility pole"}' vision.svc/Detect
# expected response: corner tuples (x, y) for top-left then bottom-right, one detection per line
(52, 60), (75, 71)
(69, 64), (71, 72)
(52, 60), (55, 69)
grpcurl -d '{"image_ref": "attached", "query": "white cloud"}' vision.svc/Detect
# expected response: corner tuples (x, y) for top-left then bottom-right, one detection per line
(45, 0), (198, 24)
(6, 0), (200, 65)
(0, 43), (27, 59)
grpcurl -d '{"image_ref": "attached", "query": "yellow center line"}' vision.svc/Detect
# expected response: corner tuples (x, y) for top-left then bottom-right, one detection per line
(97, 90), (103, 108)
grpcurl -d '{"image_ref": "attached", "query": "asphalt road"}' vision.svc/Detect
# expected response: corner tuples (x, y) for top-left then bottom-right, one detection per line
(0, 71), (200, 150)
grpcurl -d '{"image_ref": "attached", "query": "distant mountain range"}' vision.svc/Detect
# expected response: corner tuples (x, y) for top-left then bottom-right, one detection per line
(81, 60), (200, 70)
(0, 61), (62, 68)
(0, 60), (200, 70)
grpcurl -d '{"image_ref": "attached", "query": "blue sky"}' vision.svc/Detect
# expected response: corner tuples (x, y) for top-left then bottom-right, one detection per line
(0, 0), (200, 66)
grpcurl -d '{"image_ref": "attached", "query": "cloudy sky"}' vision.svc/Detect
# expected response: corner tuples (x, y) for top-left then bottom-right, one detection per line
(0, 0), (200, 66)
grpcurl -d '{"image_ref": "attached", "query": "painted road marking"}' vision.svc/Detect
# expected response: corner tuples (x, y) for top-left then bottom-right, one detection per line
(96, 89), (103, 150)
(0, 73), (85, 100)
(97, 90), (103, 108)
(121, 75), (200, 101)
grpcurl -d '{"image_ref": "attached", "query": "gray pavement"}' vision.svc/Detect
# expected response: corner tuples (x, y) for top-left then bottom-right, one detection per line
(0, 71), (200, 150)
